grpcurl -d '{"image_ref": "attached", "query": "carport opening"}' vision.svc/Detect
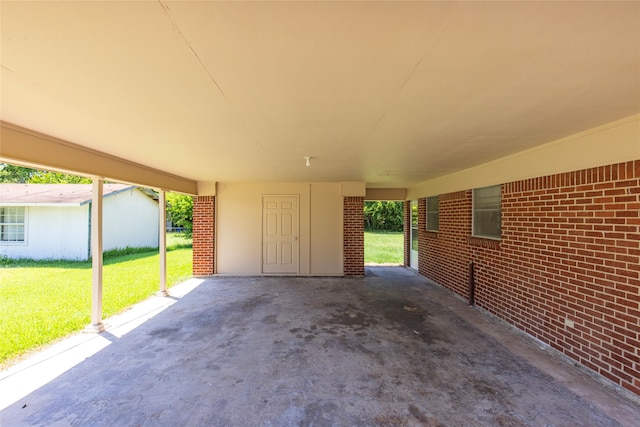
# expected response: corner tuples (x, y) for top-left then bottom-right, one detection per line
(363, 201), (404, 266)
(0, 162), (191, 363)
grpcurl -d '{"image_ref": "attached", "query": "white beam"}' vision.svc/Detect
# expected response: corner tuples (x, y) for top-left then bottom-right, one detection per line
(0, 122), (198, 195)
(158, 190), (168, 296)
(88, 179), (105, 332)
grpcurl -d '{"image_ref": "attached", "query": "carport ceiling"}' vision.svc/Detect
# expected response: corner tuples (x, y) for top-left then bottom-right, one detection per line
(1, 1), (639, 187)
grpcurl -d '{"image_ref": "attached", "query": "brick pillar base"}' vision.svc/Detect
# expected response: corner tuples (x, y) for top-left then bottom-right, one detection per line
(192, 196), (215, 276)
(343, 196), (364, 277)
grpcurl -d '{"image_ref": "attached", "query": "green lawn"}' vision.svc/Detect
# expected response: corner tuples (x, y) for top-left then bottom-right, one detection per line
(365, 231), (404, 264)
(0, 236), (192, 365)
(166, 232), (192, 249)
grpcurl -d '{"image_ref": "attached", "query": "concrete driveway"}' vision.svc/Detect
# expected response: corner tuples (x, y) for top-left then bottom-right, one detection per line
(2, 267), (639, 426)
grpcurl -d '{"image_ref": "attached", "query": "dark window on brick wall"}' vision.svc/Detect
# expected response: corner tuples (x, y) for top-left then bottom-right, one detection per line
(473, 185), (501, 239)
(426, 196), (439, 232)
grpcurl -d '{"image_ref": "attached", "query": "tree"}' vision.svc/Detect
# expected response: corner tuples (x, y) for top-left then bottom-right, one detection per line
(28, 171), (91, 184)
(166, 192), (193, 237)
(363, 201), (404, 232)
(0, 163), (91, 183)
(0, 164), (36, 183)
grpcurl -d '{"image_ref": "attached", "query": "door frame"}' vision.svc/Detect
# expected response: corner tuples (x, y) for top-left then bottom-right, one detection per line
(261, 194), (300, 274)
(410, 199), (418, 270)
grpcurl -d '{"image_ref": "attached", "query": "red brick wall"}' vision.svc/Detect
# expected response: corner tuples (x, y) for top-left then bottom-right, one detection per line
(192, 196), (215, 276)
(420, 192), (473, 298)
(404, 201), (411, 267)
(419, 160), (640, 396)
(344, 196), (364, 276)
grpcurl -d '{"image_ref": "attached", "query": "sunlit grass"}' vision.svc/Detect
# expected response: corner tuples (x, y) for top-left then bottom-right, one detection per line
(0, 238), (192, 365)
(166, 232), (192, 249)
(365, 231), (403, 264)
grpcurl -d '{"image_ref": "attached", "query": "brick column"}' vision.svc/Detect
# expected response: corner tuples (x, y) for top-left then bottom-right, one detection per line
(343, 196), (364, 277)
(403, 201), (410, 267)
(192, 196), (215, 276)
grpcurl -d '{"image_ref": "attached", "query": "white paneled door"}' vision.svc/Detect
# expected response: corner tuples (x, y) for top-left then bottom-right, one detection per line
(262, 196), (299, 274)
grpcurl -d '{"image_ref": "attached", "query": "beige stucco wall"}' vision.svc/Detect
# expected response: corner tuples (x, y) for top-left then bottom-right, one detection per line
(407, 114), (640, 199)
(215, 182), (344, 275)
(310, 183), (343, 275)
(365, 188), (407, 201)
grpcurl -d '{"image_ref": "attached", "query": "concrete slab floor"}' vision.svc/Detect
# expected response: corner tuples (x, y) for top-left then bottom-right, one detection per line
(1, 267), (639, 426)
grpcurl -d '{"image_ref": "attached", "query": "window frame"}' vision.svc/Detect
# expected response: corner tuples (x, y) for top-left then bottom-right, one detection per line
(410, 200), (418, 251)
(0, 206), (27, 245)
(472, 185), (501, 240)
(426, 196), (439, 232)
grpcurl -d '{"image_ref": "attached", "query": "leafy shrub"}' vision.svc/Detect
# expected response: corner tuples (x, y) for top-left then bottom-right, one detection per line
(364, 201), (404, 232)
(166, 193), (193, 237)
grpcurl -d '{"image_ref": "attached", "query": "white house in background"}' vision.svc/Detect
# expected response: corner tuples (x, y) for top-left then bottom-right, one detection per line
(0, 184), (159, 260)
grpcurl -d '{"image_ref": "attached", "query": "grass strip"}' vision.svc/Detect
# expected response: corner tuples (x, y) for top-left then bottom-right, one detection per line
(364, 231), (403, 264)
(0, 239), (192, 365)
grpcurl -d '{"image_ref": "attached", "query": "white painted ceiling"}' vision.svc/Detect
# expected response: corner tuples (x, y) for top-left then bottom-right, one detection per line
(1, 1), (639, 187)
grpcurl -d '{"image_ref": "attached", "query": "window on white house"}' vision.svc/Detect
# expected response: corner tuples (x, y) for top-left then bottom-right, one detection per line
(426, 196), (439, 232)
(0, 206), (26, 242)
(473, 185), (501, 239)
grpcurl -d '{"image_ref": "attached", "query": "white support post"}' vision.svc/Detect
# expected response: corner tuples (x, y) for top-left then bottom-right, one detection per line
(87, 178), (105, 332)
(158, 190), (168, 296)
